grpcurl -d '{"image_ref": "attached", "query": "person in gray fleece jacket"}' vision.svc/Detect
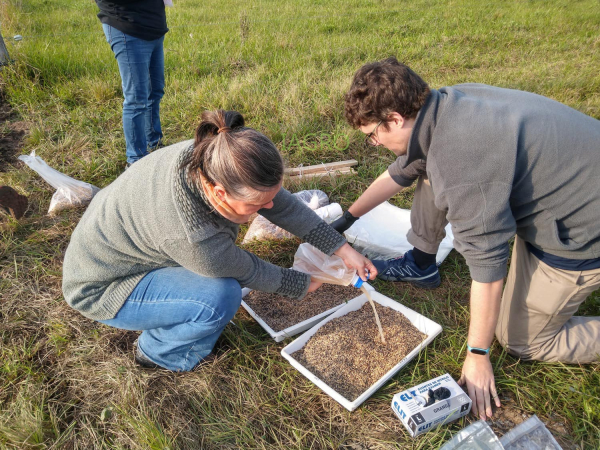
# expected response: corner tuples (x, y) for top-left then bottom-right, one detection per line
(62, 110), (376, 372)
(332, 57), (600, 421)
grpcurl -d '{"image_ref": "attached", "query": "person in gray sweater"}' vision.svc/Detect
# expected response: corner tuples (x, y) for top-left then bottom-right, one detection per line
(332, 57), (600, 420)
(62, 110), (376, 372)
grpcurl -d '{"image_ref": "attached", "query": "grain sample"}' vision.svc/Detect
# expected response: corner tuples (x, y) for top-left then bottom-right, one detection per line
(243, 284), (359, 332)
(292, 303), (426, 401)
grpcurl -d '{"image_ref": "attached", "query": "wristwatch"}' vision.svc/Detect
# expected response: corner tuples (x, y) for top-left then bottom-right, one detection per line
(467, 344), (490, 355)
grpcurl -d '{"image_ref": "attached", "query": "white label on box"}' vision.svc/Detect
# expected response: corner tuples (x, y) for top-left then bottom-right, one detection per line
(391, 373), (472, 437)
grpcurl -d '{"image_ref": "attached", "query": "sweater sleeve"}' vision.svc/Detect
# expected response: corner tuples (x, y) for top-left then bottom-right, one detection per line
(160, 233), (310, 298)
(259, 188), (347, 255)
(388, 157), (427, 187)
(438, 182), (515, 283)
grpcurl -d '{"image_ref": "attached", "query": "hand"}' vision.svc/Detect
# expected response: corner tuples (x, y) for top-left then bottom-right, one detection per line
(307, 278), (323, 293)
(330, 210), (359, 234)
(458, 353), (501, 420)
(334, 242), (378, 281)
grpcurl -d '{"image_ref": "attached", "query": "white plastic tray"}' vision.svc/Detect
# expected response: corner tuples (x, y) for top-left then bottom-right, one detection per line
(280, 290), (443, 411)
(240, 287), (348, 343)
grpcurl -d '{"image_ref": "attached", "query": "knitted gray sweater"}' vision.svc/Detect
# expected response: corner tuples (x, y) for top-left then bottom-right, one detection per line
(389, 85), (600, 283)
(62, 140), (346, 320)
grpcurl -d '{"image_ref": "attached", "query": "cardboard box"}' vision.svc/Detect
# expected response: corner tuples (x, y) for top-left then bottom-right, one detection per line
(391, 373), (472, 437)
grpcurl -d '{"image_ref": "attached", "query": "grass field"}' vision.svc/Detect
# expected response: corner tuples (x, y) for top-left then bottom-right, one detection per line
(1, 0), (599, 448)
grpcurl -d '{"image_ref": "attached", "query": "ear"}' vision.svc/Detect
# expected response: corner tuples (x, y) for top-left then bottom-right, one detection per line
(213, 184), (228, 202)
(387, 112), (405, 128)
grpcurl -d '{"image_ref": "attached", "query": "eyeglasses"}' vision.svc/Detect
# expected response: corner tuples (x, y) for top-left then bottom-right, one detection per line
(364, 120), (383, 146)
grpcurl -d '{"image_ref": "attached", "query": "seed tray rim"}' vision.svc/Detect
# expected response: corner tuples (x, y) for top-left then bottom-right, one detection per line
(280, 290), (443, 411)
(240, 287), (350, 343)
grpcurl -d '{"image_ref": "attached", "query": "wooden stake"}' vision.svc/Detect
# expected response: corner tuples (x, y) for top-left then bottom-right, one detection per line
(287, 167), (356, 181)
(285, 159), (358, 176)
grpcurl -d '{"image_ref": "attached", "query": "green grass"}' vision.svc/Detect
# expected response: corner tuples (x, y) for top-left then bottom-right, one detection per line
(1, 0), (599, 448)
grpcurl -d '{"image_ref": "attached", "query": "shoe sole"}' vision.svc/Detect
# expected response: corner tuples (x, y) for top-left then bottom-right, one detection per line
(377, 274), (441, 289)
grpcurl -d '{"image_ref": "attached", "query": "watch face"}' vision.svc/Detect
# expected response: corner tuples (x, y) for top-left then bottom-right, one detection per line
(470, 348), (488, 355)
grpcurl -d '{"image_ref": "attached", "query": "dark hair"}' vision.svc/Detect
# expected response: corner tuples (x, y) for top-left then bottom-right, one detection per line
(182, 110), (284, 199)
(344, 57), (430, 129)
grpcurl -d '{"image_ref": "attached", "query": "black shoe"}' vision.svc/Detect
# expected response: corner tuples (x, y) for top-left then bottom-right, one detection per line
(133, 339), (163, 369)
(372, 249), (441, 289)
(192, 352), (218, 371)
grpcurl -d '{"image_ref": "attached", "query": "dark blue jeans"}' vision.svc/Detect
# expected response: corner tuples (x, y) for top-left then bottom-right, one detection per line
(100, 267), (242, 371)
(102, 24), (164, 164)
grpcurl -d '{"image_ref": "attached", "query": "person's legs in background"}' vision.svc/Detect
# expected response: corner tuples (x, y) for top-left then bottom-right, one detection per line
(102, 24), (165, 164)
(145, 35), (164, 151)
(100, 266), (242, 371)
(496, 237), (600, 363)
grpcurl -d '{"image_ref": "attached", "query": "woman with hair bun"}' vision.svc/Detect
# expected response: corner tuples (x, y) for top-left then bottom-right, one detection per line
(62, 110), (377, 372)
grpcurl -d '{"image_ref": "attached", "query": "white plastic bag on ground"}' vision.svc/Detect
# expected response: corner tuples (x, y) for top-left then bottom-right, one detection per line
(242, 190), (334, 244)
(18, 151), (100, 216)
(344, 201), (454, 265)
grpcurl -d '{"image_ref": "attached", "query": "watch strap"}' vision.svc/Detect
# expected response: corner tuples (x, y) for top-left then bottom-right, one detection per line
(467, 344), (490, 355)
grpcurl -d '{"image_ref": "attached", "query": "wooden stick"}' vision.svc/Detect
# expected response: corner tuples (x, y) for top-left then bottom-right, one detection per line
(287, 167), (355, 181)
(285, 159), (358, 176)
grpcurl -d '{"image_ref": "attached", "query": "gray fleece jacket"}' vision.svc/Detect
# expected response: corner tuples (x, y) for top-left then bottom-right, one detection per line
(388, 84), (600, 283)
(62, 140), (346, 320)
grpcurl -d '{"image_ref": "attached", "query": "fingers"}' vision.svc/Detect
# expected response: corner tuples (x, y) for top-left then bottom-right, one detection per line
(307, 279), (323, 293)
(466, 380), (478, 418)
(366, 259), (378, 278)
(483, 385), (493, 419)
(476, 386), (486, 420)
(490, 385), (501, 408)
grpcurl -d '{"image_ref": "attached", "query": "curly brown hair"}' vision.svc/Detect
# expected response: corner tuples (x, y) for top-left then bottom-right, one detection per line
(344, 57), (430, 129)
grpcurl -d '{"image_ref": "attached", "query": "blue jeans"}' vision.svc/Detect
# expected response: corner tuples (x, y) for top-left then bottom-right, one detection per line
(102, 24), (165, 164)
(100, 267), (242, 371)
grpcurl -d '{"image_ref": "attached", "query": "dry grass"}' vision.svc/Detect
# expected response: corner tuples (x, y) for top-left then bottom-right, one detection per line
(1, 0), (599, 448)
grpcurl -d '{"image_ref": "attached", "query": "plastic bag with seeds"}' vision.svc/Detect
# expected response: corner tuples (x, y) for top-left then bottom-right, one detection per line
(500, 415), (563, 450)
(18, 151), (100, 216)
(439, 420), (503, 450)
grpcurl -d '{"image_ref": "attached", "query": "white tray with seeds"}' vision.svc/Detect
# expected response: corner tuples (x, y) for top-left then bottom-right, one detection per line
(240, 288), (348, 343)
(280, 290), (443, 411)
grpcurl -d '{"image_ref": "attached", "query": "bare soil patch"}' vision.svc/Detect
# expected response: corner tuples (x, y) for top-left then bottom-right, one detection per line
(243, 283), (359, 332)
(488, 394), (574, 449)
(293, 303), (426, 401)
(0, 95), (27, 172)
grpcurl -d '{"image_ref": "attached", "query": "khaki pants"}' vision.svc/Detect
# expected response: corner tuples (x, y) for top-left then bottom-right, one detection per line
(409, 175), (600, 363)
(496, 237), (600, 363)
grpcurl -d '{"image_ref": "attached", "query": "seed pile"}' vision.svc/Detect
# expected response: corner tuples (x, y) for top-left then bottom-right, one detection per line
(293, 303), (426, 401)
(243, 284), (359, 332)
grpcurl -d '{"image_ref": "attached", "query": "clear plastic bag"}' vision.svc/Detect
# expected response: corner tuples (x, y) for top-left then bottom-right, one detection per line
(439, 421), (503, 450)
(292, 189), (329, 209)
(18, 151), (100, 216)
(292, 243), (355, 286)
(242, 190), (334, 244)
(500, 415), (562, 450)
